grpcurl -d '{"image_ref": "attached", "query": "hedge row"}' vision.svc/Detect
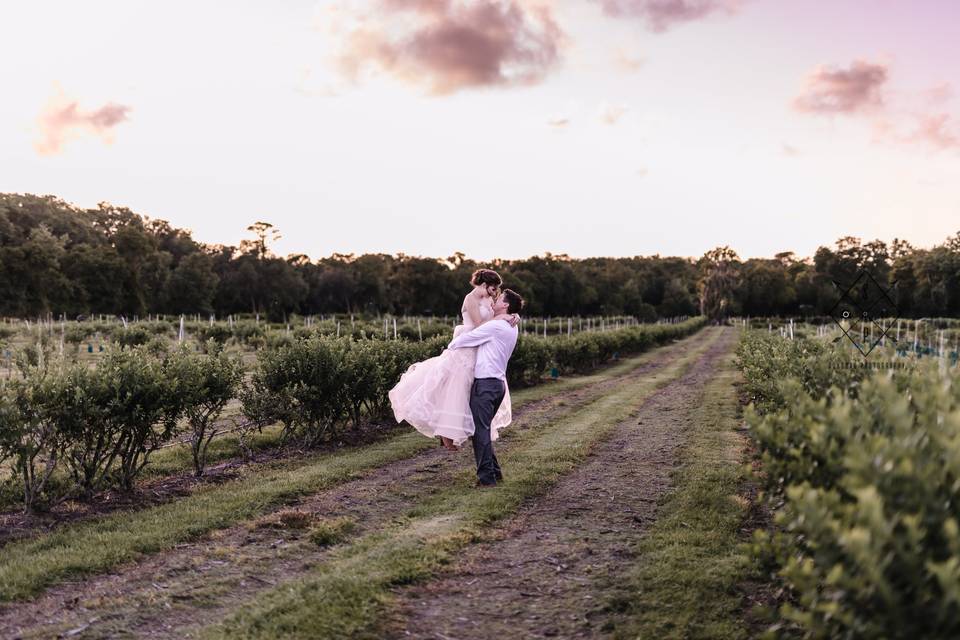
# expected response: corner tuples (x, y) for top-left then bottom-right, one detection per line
(0, 345), (242, 510)
(243, 317), (705, 447)
(738, 331), (960, 638)
(0, 318), (704, 512)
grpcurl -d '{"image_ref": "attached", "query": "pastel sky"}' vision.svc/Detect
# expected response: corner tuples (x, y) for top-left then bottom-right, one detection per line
(1, 0), (958, 261)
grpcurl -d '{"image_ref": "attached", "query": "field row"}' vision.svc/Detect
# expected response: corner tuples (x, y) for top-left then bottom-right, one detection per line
(0, 318), (704, 512)
(737, 328), (960, 637)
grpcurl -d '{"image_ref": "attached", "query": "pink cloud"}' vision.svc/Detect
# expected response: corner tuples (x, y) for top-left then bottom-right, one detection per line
(793, 60), (888, 115)
(331, 0), (564, 95)
(909, 113), (959, 150)
(802, 65), (960, 153)
(923, 83), (953, 105)
(35, 89), (131, 155)
(872, 109), (960, 151)
(592, 0), (740, 32)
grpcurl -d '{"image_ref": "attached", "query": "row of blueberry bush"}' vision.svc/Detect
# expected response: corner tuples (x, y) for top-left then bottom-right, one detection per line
(737, 330), (960, 638)
(0, 317), (704, 512)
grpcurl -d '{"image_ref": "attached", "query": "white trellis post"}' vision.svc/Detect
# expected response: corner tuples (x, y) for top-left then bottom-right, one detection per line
(178, 315), (185, 342)
(393, 318), (397, 340)
(417, 318), (422, 341)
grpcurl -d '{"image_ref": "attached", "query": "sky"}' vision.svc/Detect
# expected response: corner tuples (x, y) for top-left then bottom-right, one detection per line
(1, 0), (958, 261)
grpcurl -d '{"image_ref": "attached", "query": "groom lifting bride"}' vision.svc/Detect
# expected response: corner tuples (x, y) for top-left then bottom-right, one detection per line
(447, 288), (524, 487)
(389, 270), (524, 488)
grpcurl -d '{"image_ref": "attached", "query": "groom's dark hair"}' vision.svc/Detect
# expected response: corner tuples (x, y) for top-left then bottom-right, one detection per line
(501, 289), (525, 315)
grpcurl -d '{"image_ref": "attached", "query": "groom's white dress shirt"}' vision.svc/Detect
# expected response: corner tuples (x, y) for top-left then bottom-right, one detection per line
(447, 318), (518, 382)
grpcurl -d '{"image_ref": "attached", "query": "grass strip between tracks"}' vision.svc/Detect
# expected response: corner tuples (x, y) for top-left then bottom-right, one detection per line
(606, 346), (752, 640)
(201, 329), (724, 640)
(0, 328), (707, 602)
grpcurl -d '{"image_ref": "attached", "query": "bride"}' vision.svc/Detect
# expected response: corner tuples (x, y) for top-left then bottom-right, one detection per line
(389, 269), (516, 450)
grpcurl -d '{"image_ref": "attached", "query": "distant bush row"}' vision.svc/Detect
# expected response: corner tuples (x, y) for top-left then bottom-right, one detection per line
(0, 317), (704, 511)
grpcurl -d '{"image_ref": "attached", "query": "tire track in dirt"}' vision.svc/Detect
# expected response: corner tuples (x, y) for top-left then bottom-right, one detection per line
(387, 327), (737, 640)
(0, 329), (715, 640)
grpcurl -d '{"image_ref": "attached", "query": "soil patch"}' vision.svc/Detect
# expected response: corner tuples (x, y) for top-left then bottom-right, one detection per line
(387, 328), (737, 639)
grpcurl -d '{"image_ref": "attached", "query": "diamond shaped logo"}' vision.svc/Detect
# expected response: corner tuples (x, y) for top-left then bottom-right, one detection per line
(828, 270), (900, 357)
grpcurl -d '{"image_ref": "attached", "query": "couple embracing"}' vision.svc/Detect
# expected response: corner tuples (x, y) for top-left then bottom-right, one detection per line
(389, 269), (525, 487)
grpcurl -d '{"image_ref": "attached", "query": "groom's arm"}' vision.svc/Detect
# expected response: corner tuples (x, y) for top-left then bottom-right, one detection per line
(447, 321), (500, 350)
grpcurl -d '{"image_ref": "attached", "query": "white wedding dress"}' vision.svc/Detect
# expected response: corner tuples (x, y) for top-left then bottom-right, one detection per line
(388, 295), (513, 446)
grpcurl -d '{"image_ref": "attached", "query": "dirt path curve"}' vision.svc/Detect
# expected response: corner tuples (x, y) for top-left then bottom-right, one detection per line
(0, 329), (714, 640)
(387, 326), (737, 640)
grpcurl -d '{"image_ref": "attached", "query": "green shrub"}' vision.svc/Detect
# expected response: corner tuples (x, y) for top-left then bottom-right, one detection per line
(111, 326), (152, 348)
(166, 344), (244, 477)
(736, 330), (864, 414)
(195, 324), (233, 348)
(243, 337), (350, 446)
(0, 366), (78, 510)
(750, 367), (960, 638)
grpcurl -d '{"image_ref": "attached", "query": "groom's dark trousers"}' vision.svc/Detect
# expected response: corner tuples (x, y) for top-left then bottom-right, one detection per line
(469, 378), (505, 485)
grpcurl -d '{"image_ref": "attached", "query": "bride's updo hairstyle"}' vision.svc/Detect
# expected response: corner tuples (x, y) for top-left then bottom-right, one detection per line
(470, 269), (502, 288)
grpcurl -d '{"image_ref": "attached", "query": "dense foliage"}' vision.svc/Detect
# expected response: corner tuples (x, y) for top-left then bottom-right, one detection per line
(241, 318), (706, 447)
(739, 331), (960, 638)
(0, 345), (241, 509)
(3, 193), (957, 321)
(0, 317), (704, 511)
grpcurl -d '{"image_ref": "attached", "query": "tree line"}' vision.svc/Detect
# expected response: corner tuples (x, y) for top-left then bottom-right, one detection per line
(1, 193), (958, 320)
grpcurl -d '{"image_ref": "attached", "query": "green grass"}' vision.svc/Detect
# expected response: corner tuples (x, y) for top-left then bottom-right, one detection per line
(201, 329), (725, 639)
(308, 517), (358, 547)
(606, 349), (752, 640)
(0, 330), (706, 602)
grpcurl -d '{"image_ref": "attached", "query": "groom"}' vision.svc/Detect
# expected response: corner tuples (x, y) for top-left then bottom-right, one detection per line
(446, 288), (525, 487)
